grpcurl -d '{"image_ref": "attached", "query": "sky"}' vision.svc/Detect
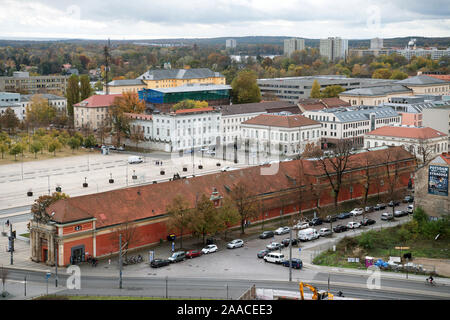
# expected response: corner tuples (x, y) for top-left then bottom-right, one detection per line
(0, 0), (449, 40)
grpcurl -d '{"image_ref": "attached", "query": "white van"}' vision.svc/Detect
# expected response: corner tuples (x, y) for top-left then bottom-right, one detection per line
(128, 156), (143, 164)
(264, 252), (285, 264)
(298, 228), (319, 241)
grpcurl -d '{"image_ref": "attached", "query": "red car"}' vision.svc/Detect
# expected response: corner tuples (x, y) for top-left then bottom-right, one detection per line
(185, 249), (203, 259)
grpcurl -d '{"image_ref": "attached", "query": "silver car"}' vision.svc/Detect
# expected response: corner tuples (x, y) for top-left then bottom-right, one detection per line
(227, 239), (244, 249)
(319, 228), (332, 237)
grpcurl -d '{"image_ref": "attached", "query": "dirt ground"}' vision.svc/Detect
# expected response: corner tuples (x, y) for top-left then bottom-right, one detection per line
(413, 258), (450, 277)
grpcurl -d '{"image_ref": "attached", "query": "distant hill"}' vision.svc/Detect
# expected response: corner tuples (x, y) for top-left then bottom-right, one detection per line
(0, 36), (449, 49)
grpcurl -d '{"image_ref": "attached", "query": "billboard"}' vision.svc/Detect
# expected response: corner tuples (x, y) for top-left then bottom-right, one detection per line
(428, 165), (449, 196)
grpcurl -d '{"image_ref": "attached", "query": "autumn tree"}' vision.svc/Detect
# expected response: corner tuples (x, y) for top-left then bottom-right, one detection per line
(217, 197), (240, 241)
(109, 104), (130, 147)
(230, 181), (258, 234)
(30, 140), (43, 158)
(31, 192), (70, 223)
(9, 143), (24, 161)
(68, 136), (81, 153)
(231, 69), (261, 104)
(113, 92), (146, 114)
(165, 195), (192, 249)
(310, 79), (321, 98)
(0, 107), (19, 134)
(372, 68), (392, 79)
(321, 85), (345, 98)
(173, 99), (208, 111)
(48, 139), (62, 156)
(26, 95), (56, 129)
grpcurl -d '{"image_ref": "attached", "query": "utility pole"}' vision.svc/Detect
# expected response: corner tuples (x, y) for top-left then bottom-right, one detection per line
(9, 223), (14, 265)
(54, 238), (58, 287)
(24, 276), (26, 297)
(104, 39), (110, 95)
(119, 233), (123, 289)
(289, 228), (292, 282)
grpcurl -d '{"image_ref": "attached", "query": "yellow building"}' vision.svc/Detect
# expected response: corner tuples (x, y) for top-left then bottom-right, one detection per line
(105, 68), (225, 94)
(339, 85), (413, 106)
(396, 75), (450, 96)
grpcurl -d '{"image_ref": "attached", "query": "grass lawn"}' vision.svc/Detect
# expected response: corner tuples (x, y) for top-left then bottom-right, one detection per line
(19, 233), (30, 238)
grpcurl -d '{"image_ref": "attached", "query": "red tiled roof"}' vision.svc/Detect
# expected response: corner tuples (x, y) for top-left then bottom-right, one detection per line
(46, 147), (414, 227)
(321, 98), (351, 108)
(421, 74), (450, 82)
(366, 126), (447, 140)
(241, 114), (320, 128)
(174, 107), (214, 114)
(74, 94), (122, 108)
(439, 153), (450, 165)
(298, 98), (350, 111)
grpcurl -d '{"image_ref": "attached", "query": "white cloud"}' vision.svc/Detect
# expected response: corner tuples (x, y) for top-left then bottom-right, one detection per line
(0, 0), (448, 39)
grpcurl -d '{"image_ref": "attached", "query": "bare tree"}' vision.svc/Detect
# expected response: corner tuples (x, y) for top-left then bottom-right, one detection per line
(416, 140), (435, 168)
(313, 139), (353, 209)
(129, 124), (145, 151)
(217, 197), (240, 241)
(165, 194), (192, 249)
(383, 147), (407, 217)
(110, 219), (138, 259)
(230, 181), (259, 235)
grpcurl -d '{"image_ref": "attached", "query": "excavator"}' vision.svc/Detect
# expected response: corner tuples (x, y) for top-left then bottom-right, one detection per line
(299, 282), (334, 300)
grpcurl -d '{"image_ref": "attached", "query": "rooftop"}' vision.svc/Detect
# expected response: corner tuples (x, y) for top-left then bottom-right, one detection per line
(107, 79), (145, 86)
(241, 114), (320, 128)
(74, 94), (122, 108)
(340, 85), (412, 97)
(137, 68), (224, 81)
(365, 126), (447, 140)
(216, 101), (297, 116)
(396, 75), (450, 86)
(143, 84), (231, 94)
(305, 106), (399, 122)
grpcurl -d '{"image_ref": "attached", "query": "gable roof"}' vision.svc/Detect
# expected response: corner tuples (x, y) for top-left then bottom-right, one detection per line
(341, 85), (412, 97)
(74, 94), (122, 108)
(217, 101), (297, 116)
(365, 126), (447, 140)
(241, 114), (320, 128)
(298, 98), (350, 111)
(46, 147), (413, 227)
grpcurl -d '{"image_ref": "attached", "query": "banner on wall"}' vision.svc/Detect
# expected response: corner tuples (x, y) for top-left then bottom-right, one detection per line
(428, 165), (449, 196)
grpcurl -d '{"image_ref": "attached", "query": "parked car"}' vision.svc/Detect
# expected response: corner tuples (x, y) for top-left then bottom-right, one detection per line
(150, 259), (171, 268)
(128, 156), (143, 164)
(347, 221), (361, 229)
(364, 206), (374, 213)
(324, 214), (338, 223)
(350, 208), (364, 216)
(333, 225), (348, 233)
(259, 231), (275, 239)
(309, 218), (323, 226)
(337, 212), (351, 219)
(266, 242), (283, 251)
(108, 145), (116, 150)
(361, 218), (376, 226)
(294, 222), (310, 230)
(298, 228), (319, 241)
(403, 195), (414, 203)
(319, 228), (332, 237)
(257, 249), (270, 259)
(407, 204), (414, 214)
(281, 258), (303, 269)
(201, 244), (218, 254)
(205, 149), (216, 155)
(185, 249), (202, 259)
(264, 252), (286, 264)
(281, 238), (298, 247)
(117, 146), (125, 151)
(168, 251), (186, 263)
(394, 210), (407, 217)
(388, 200), (400, 207)
(381, 212), (394, 221)
(227, 239), (244, 249)
(374, 203), (386, 211)
(220, 166), (238, 172)
(274, 226), (290, 235)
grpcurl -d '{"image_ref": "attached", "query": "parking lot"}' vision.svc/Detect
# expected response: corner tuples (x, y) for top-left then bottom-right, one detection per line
(77, 201), (414, 281)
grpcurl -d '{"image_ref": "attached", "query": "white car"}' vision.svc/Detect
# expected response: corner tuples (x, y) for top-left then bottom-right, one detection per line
(294, 222), (310, 230)
(266, 242), (282, 251)
(350, 208), (364, 216)
(407, 204), (414, 214)
(201, 244), (218, 254)
(199, 147), (209, 152)
(205, 150), (216, 155)
(227, 239), (244, 249)
(274, 226), (290, 235)
(347, 221), (361, 229)
(128, 156), (143, 164)
(319, 228), (332, 237)
(220, 166), (238, 172)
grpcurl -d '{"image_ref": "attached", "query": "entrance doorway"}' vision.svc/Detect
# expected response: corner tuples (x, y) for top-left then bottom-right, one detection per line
(70, 245), (85, 264)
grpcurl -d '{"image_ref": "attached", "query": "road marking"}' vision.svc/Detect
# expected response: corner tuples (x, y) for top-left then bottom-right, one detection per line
(67, 171), (77, 174)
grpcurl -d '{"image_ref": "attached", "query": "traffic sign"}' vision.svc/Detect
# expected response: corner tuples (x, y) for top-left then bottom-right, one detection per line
(45, 272), (51, 280)
(299, 248), (302, 253)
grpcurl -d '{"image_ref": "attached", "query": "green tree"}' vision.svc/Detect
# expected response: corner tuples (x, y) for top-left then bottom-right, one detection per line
(26, 95), (56, 129)
(310, 79), (321, 98)
(68, 136), (81, 153)
(231, 69), (261, 104)
(80, 74), (93, 100)
(217, 198), (240, 240)
(66, 74), (80, 117)
(0, 141), (9, 159)
(9, 143), (24, 161)
(30, 140), (43, 158)
(173, 100), (208, 111)
(83, 134), (97, 149)
(189, 194), (221, 245)
(48, 139), (62, 156)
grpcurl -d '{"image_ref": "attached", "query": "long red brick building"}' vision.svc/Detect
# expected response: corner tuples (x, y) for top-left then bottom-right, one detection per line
(30, 146), (416, 266)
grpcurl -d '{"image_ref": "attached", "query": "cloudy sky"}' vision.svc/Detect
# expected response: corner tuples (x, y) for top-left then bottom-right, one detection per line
(0, 0), (449, 40)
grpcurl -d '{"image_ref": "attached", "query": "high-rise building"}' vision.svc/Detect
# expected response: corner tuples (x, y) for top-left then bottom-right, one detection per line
(226, 39), (237, 49)
(320, 37), (348, 61)
(370, 38), (384, 50)
(283, 38), (305, 57)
